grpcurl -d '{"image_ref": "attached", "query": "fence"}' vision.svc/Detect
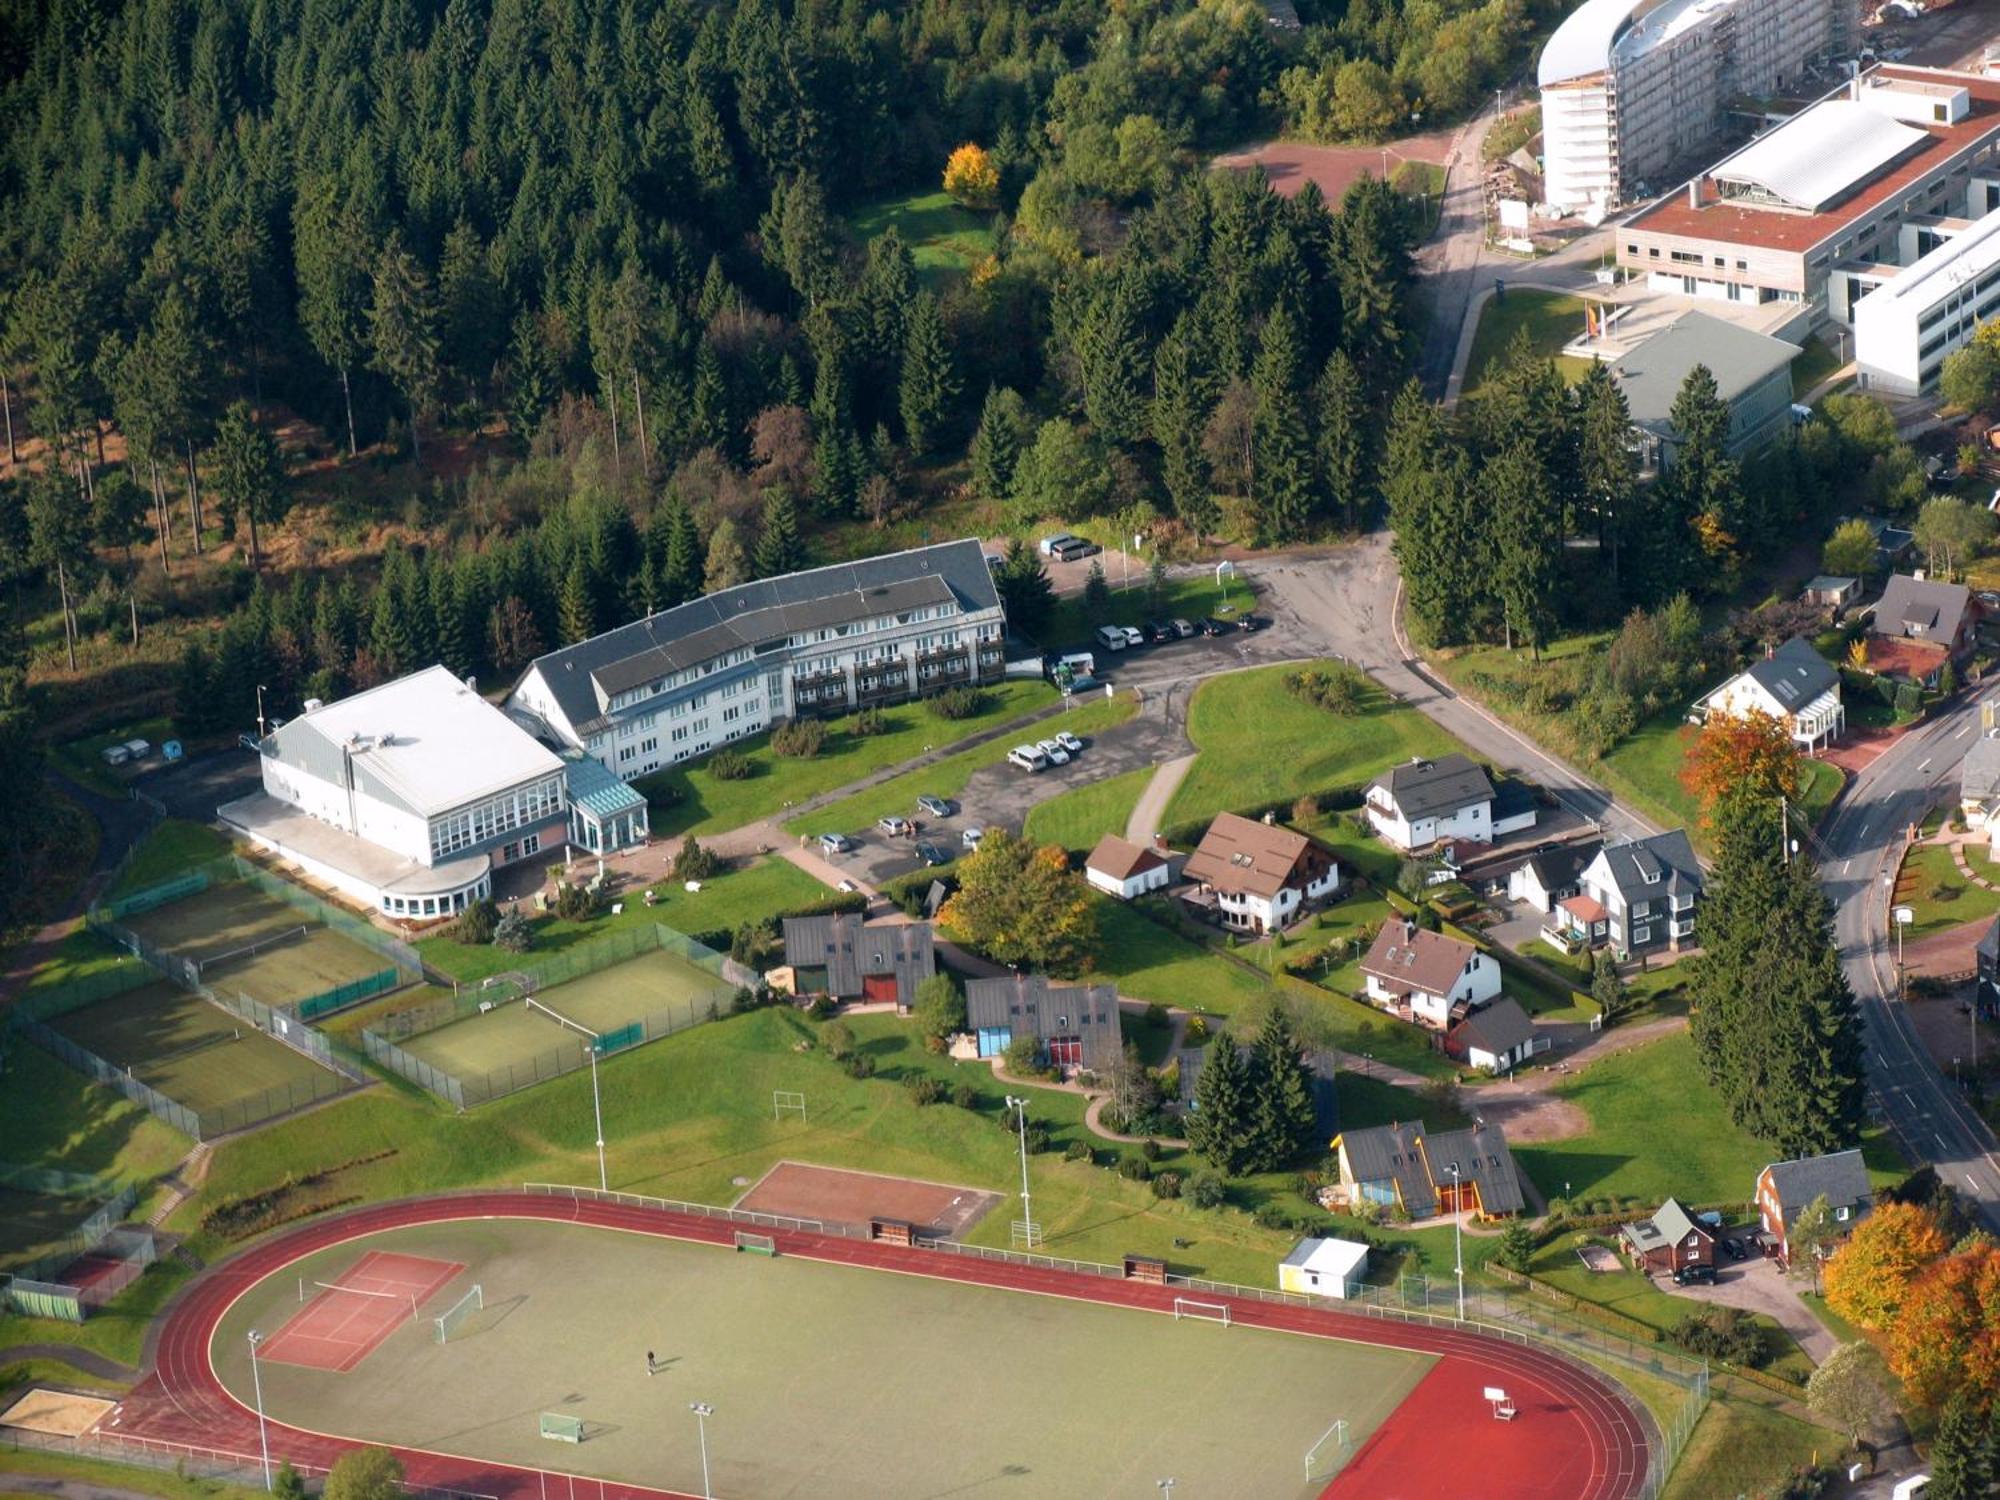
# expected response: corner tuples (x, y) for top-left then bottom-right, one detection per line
(7, 1183), (138, 1284)
(11, 959), (158, 1024)
(296, 967), (400, 1021)
(10, 1014), (204, 1137)
(1, 1275), (83, 1321)
(228, 854), (424, 979)
(0, 1426), (498, 1500)
(219, 987), (371, 1086)
(95, 868), (211, 922)
(0, 1161), (120, 1199)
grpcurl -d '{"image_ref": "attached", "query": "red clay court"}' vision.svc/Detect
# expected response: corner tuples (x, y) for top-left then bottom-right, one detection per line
(733, 1161), (1000, 1237)
(256, 1251), (463, 1372)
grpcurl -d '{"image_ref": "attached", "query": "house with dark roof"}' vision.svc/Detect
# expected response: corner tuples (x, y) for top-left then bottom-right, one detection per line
(1180, 813), (1340, 934)
(1696, 637), (1845, 751)
(1867, 573), (1976, 686)
(1332, 1120), (1526, 1220)
(965, 974), (1120, 1075)
(1754, 1149), (1874, 1265)
(1620, 1197), (1716, 1275)
(778, 915), (935, 1011)
(1553, 830), (1703, 961)
(1446, 997), (1539, 1074)
(505, 540), (1006, 783)
(1506, 840), (1601, 915)
(1084, 834), (1172, 901)
(1359, 920), (1503, 1030)
(1959, 733), (2000, 860)
(1365, 754), (1531, 852)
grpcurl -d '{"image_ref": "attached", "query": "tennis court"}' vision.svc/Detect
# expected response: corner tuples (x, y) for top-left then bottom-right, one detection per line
(259, 1251), (466, 1372)
(123, 880), (392, 1010)
(212, 1218), (1430, 1499)
(49, 978), (342, 1125)
(400, 948), (728, 1085)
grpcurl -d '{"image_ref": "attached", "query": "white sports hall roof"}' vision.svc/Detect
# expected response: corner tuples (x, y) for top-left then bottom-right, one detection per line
(1539, 0), (1720, 88)
(1711, 101), (1929, 211)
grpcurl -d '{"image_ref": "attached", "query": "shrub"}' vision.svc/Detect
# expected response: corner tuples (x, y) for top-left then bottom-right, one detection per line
(1671, 1306), (1768, 1367)
(729, 985), (766, 1014)
(844, 1053), (876, 1079)
(1144, 1001), (1169, 1029)
(1292, 792), (1321, 824)
(1255, 1203), (1295, 1231)
(771, 718), (827, 758)
(674, 834), (720, 881)
(1284, 664), (1370, 715)
(1183, 1014), (1209, 1043)
(951, 1081), (979, 1110)
(454, 897), (499, 944)
(821, 1020), (855, 1060)
(706, 748), (753, 780)
(1117, 1154), (1153, 1182)
(1188, 1173), (1226, 1210)
(929, 684), (984, 720)
(804, 994), (837, 1020)
(1002, 1035), (1043, 1078)
(1140, 1137), (1161, 1161)
(906, 1075), (945, 1106)
(492, 910), (533, 953)
(1064, 1140), (1094, 1163)
(1023, 1124), (1051, 1154)
(1151, 1171), (1183, 1200)
(554, 881), (598, 921)
(849, 708), (888, 737)
(1496, 1220), (1538, 1273)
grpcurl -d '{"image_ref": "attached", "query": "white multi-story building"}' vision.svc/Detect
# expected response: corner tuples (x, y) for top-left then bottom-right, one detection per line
(506, 540), (1007, 782)
(1538, 0), (1857, 212)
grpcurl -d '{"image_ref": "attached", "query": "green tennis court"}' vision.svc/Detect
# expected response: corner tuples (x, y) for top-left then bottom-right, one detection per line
(212, 1218), (1430, 1499)
(122, 880), (393, 1010)
(49, 979), (343, 1125)
(401, 949), (728, 1086)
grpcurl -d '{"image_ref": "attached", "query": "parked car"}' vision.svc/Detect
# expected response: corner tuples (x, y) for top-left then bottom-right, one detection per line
(819, 832), (856, 855)
(1721, 1238), (1748, 1262)
(1120, 625), (1144, 648)
(1237, 614), (1269, 632)
(914, 840), (950, 866)
(1008, 745), (1050, 772)
(1053, 730), (1083, 755)
(1671, 1263), (1717, 1287)
(1197, 617), (1227, 637)
(1066, 674), (1107, 695)
(1053, 537), (1101, 563)
(1049, 650), (1095, 680)
(1094, 624), (1130, 652)
(1038, 532), (1078, 557)
(1170, 618), (1197, 638)
(916, 795), (956, 818)
(962, 825), (986, 848)
(1144, 620), (1174, 644)
(878, 815), (911, 837)
(1036, 737), (1071, 765)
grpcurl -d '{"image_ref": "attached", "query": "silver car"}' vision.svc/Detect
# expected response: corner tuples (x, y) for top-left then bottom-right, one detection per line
(1036, 738), (1070, 765)
(962, 825), (986, 849)
(916, 795), (956, 818)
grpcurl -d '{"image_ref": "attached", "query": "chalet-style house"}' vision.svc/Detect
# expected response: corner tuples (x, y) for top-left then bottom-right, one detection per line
(1549, 830), (1702, 961)
(1331, 1121), (1526, 1220)
(1180, 812), (1340, 935)
(1445, 997), (1538, 1075)
(1365, 754), (1537, 853)
(1359, 920), (1502, 1030)
(1754, 1149), (1874, 1266)
(1694, 637), (1844, 752)
(1867, 573), (1976, 686)
(1620, 1198), (1716, 1275)
(1083, 834), (1172, 901)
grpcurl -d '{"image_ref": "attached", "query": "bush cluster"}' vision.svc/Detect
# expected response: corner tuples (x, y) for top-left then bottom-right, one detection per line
(706, 748), (753, 781)
(771, 719), (827, 758)
(928, 685), (985, 721)
(1283, 664), (1370, 715)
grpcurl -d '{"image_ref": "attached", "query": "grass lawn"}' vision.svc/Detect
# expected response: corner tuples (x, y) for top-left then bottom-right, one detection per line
(1892, 839), (2000, 941)
(1337, 1073), (1468, 1132)
(0, 1444), (267, 1500)
(638, 680), (1060, 840)
(848, 189), (997, 286)
(1080, 896), (1273, 1015)
(1798, 1290), (1869, 1346)
(1463, 289), (1592, 393)
(416, 856), (827, 982)
(52, 715), (179, 798)
(0, 1034), (189, 1191)
(1791, 335), (1843, 400)
(1660, 1396), (1838, 1500)
(784, 690), (1137, 839)
(1164, 661), (1464, 831)
(1021, 766), (1153, 853)
(106, 819), (231, 901)
(1600, 715), (1845, 839)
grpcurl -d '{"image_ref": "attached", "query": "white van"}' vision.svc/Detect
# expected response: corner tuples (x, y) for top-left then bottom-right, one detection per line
(1052, 651), (1095, 679)
(1008, 744), (1050, 772)
(1094, 624), (1129, 652)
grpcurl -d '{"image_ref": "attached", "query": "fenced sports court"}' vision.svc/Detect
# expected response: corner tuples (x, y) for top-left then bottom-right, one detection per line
(210, 1217), (1432, 1500)
(363, 925), (735, 1108)
(257, 1251), (465, 1373)
(0, 1163), (157, 1322)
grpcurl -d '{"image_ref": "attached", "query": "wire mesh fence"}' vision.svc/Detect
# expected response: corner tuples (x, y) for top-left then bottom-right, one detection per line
(5, 1184), (139, 1285)
(95, 868), (212, 922)
(10, 1014), (204, 1137)
(227, 853), (423, 977)
(295, 967), (400, 1021)
(11, 959), (158, 1023)
(0, 1275), (85, 1321)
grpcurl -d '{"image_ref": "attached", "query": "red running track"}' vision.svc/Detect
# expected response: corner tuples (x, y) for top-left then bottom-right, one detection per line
(121, 1191), (1651, 1500)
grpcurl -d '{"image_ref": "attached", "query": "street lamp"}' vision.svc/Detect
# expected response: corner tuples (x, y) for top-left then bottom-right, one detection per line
(689, 1402), (715, 1499)
(255, 684), (269, 742)
(1157, 1481), (1177, 1499)
(1005, 1095), (1037, 1246)
(1893, 904), (1914, 1000)
(1447, 1161), (1465, 1321)
(587, 1039), (608, 1192)
(247, 1329), (272, 1491)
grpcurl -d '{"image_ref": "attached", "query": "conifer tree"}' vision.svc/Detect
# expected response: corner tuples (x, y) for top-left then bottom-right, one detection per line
(704, 518), (749, 592)
(995, 537), (1056, 640)
(662, 499), (704, 605)
(1250, 306), (1316, 544)
(1486, 441), (1559, 658)
(558, 559), (596, 645)
(898, 292), (958, 457)
(1927, 1389), (1997, 1500)
(1078, 275), (1148, 447)
(368, 580), (414, 678)
(1153, 314), (1217, 534)
(969, 387), (1027, 502)
(1250, 1006), (1320, 1170)
(368, 230), (442, 461)
(1188, 1037), (1256, 1176)
(1576, 360), (1636, 587)
(1316, 349), (1368, 531)
(753, 489), (802, 578)
(210, 401), (285, 569)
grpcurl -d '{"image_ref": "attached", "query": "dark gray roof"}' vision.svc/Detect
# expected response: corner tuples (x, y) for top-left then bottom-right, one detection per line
(1979, 915), (2000, 965)
(966, 975), (1121, 1072)
(1623, 1196), (1712, 1254)
(1595, 829), (1702, 903)
(1761, 1149), (1872, 1220)
(781, 914), (935, 1007)
(1614, 312), (1799, 431)
(1873, 573), (1972, 644)
(1368, 754), (1496, 822)
(1452, 997), (1535, 1058)
(1521, 841), (1601, 894)
(1336, 1120), (1525, 1218)
(521, 540), (1002, 734)
(1491, 777), (1537, 822)
(1744, 637), (1839, 710)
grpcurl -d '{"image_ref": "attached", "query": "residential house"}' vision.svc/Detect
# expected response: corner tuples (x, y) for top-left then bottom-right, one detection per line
(1365, 754), (1537, 852)
(1695, 636), (1845, 752)
(1755, 1149), (1874, 1266)
(1550, 830), (1703, 960)
(965, 974), (1121, 1075)
(1277, 1238), (1370, 1300)
(1446, 997), (1539, 1075)
(1867, 573), (1976, 686)
(1802, 575), (1861, 614)
(1959, 731), (2000, 857)
(778, 915), (935, 1010)
(1507, 841), (1601, 914)
(1360, 920), (1503, 1030)
(1979, 916), (2000, 1020)
(1620, 1198), (1716, 1276)
(1180, 812), (1341, 934)
(1084, 834), (1172, 901)
(1331, 1120), (1526, 1220)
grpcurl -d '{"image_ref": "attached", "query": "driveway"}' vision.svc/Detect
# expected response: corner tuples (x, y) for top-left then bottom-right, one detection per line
(136, 745), (261, 821)
(1654, 1250), (1836, 1365)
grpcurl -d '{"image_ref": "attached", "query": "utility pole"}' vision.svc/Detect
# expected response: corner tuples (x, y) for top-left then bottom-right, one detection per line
(688, 1403), (714, 1499)
(247, 1330), (272, 1491)
(1005, 1095), (1038, 1247)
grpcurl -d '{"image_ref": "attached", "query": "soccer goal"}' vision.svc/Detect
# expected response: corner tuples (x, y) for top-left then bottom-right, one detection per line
(733, 1230), (778, 1257)
(1172, 1298), (1231, 1327)
(772, 1089), (806, 1122)
(1304, 1418), (1351, 1481)
(434, 1284), (484, 1343)
(538, 1412), (585, 1445)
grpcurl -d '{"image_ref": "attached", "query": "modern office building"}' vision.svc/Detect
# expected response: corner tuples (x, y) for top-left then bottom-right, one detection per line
(1617, 65), (2000, 366)
(506, 540), (1007, 783)
(1538, 0), (1856, 212)
(1608, 310), (1800, 466)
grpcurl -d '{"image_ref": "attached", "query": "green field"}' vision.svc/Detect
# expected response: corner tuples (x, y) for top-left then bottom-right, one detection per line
(1660, 1396), (1836, 1500)
(1892, 839), (2000, 941)
(1020, 766), (1153, 852)
(0, 1186), (101, 1269)
(0, 1041), (184, 1191)
(641, 681), (1060, 840)
(849, 189), (998, 286)
(212, 1217), (1431, 1500)
(399, 948), (731, 1100)
(105, 820), (231, 901)
(1463, 289), (1592, 393)
(1080, 897), (1272, 1015)
(1164, 662), (1463, 831)
(1600, 715), (1844, 841)
(122, 880), (392, 1010)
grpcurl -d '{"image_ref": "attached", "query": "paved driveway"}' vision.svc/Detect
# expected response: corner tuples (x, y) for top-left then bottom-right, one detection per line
(1655, 1250), (1835, 1365)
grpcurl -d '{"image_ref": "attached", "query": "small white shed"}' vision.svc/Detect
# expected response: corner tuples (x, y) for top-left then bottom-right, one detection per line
(1085, 834), (1172, 901)
(1277, 1237), (1369, 1300)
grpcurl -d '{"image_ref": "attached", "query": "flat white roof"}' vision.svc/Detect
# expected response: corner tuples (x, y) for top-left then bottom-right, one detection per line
(1539, 0), (1729, 88)
(1856, 203), (2000, 313)
(1281, 1237), (1371, 1278)
(290, 664), (564, 818)
(1712, 101), (1929, 211)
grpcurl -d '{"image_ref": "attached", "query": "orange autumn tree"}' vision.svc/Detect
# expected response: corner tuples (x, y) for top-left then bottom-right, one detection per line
(937, 829), (1096, 973)
(942, 144), (1000, 210)
(1823, 1201), (1952, 1331)
(1682, 707), (1802, 825)
(1890, 1246), (2000, 1410)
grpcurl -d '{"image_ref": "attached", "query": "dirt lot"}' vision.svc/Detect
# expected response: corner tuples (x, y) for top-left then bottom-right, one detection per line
(1211, 131), (1454, 202)
(733, 1161), (1001, 1239)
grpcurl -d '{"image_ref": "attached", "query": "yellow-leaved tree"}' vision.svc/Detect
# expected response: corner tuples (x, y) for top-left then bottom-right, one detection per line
(1822, 1201), (1950, 1332)
(943, 144), (999, 210)
(938, 829), (1096, 973)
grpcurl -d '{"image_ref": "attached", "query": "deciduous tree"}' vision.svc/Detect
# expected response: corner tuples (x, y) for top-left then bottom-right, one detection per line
(937, 830), (1097, 973)
(1823, 1202), (1951, 1332)
(1683, 709), (1802, 818)
(1804, 1341), (1888, 1443)
(943, 143), (1000, 209)
(1888, 1245), (2000, 1412)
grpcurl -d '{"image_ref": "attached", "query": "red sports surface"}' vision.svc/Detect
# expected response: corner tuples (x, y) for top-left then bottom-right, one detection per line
(256, 1252), (464, 1373)
(119, 1191), (1651, 1500)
